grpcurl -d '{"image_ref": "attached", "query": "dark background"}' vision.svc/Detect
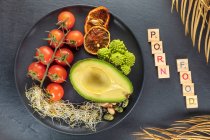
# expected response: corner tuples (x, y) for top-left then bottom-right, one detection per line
(1, 0), (210, 140)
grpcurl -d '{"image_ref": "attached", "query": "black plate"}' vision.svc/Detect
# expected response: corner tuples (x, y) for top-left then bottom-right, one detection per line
(14, 5), (144, 135)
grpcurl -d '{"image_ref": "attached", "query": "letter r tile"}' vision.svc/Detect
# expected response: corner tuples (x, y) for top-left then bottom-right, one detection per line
(154, 53), (166, 66)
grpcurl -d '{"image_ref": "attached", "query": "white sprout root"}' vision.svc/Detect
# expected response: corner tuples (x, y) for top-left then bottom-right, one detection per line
(25, 85), (103, 131)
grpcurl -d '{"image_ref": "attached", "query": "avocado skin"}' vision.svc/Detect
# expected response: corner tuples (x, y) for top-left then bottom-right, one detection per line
(69, 58), (133, 102)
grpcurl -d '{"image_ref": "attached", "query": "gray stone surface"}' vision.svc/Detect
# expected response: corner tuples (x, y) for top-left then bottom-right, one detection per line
(1, 0), (210, 140)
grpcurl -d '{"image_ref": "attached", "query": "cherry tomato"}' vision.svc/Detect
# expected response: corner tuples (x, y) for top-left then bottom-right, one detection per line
(48, 29), (64, 48)
(66, 30), (84, 47)
(28, 62), (46, 81)
(48, 65), (67, 83)
(46, 83), (64, 101)
(55, 48), (74, 66)
(58, 11), (75, 30)
(35, 46), (53, 65)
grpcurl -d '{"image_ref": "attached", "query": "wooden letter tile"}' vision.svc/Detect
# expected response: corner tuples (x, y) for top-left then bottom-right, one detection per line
(154, 53), (166, 66)
(148, 29), (160, 42)
(182, 83), (194, 96)
(176, 59), (189, 72)
(180, 71), (192, 84)
(151, 41), (163, 54)
(158, 65), (170, 79)
(186, 95), (198, 109)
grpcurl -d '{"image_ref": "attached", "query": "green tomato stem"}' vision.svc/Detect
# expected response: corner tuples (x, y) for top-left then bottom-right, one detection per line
(40, 30), (70, 87)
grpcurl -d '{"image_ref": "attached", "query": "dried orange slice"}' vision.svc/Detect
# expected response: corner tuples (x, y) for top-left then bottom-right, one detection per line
(84, 6), (110, 34)
(84, 26), (110, 55)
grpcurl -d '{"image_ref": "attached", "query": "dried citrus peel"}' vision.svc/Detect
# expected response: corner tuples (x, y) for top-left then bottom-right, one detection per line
(84, 26), (110, 55)
(84, 6), (110, 33)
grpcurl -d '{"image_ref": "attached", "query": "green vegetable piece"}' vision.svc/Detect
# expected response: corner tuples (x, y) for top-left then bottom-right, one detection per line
(110, 52), (125, 66)
(103, 113), (114, 121)
(122, 99), (129, 108)
(114, 106), (123, 113)
(124, 51), (135, 67)
(121, 65), (131, 75)
(109, 39), (127, 54)
(97, 48), (111, 61)
(70, 58), (133, 102)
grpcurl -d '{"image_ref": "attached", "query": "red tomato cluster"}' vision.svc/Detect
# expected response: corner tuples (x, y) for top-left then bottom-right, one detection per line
(27, 11), (84, 101)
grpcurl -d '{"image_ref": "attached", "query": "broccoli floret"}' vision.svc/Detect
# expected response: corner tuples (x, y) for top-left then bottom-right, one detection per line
(97, 39), (135, 75)
(121, 65), (131, 75)
(110, 52), (125, 66)
(109, 39), (127, 54)
(97, 48), (111, 61)
(124, 51), (135, 66)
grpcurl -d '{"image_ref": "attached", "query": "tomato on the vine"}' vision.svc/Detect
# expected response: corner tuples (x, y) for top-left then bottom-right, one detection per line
(58, 11), (75, 30)
(48, 65), (67, 83)
(28, 62), (46, 81)
(35, 46), (53, 65)
(66, 30), (84, 48)
(46, 83), (64, 101)
(48, 29), (64, 48)
(55, 48), (74, 66)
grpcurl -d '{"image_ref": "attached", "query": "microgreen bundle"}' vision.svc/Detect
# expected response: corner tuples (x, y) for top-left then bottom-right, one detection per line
(26, 85), (103, 131)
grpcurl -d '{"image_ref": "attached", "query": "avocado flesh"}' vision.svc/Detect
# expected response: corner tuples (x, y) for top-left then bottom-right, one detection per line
(70, 58), (133, 102)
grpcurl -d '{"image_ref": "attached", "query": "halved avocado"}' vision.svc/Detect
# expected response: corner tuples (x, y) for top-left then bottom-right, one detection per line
(69, 58), (133, 102)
